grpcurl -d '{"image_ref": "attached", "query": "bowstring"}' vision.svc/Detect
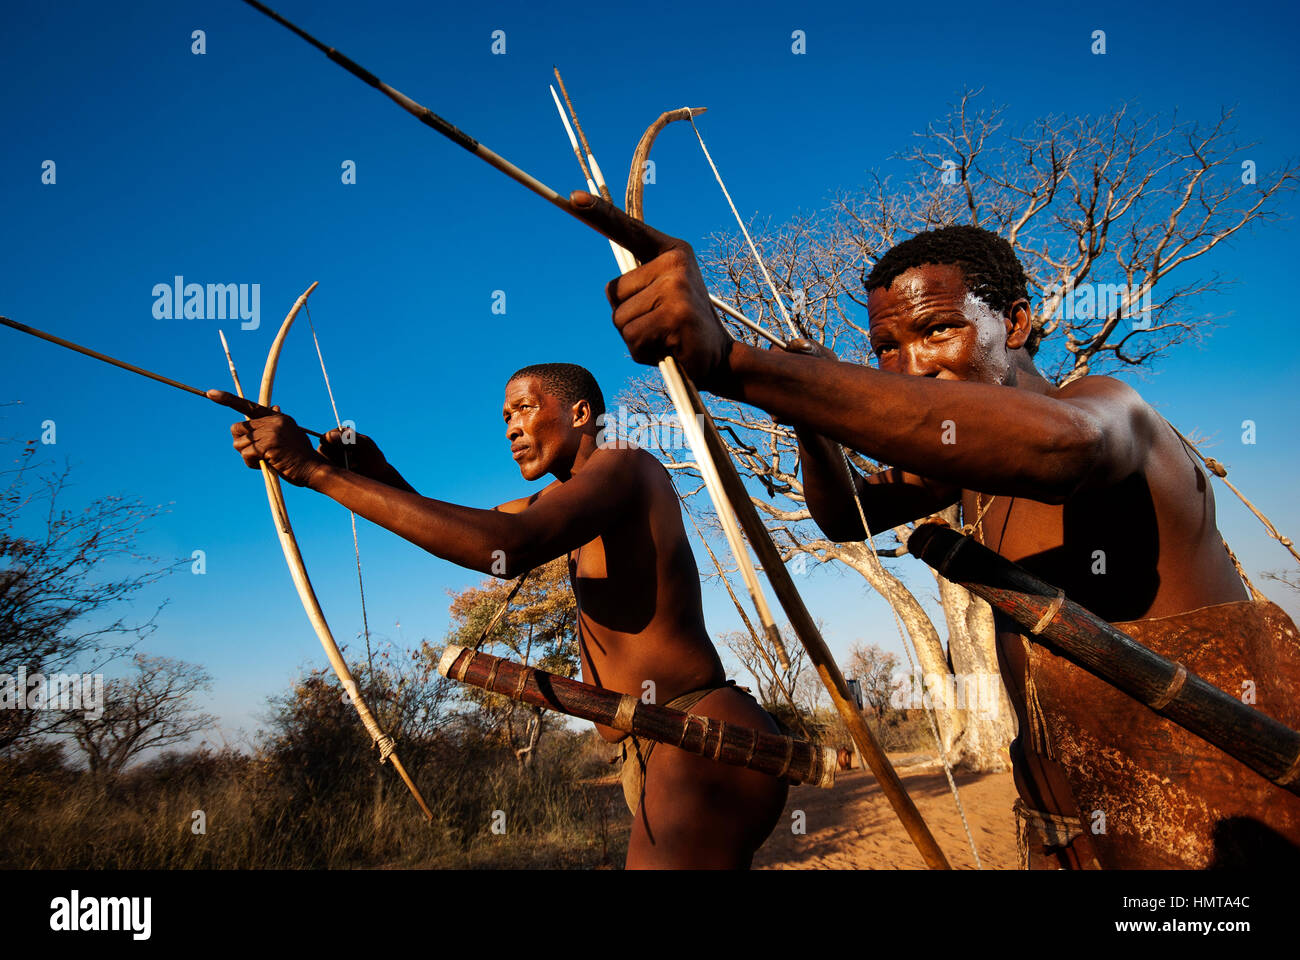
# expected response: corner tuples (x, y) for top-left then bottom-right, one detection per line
(303, 303), (376, 686)
(686, 112), (800, 341)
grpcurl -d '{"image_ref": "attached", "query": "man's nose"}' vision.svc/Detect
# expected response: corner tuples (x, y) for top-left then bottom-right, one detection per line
(506, 422), (522, 442)
(899, 344), (941, 378)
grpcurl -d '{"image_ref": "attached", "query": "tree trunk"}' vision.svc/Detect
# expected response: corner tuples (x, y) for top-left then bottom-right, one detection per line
(933, 570), (1015, 771)
(837, 542), (956, 750)
(835, 522), (1014, 771)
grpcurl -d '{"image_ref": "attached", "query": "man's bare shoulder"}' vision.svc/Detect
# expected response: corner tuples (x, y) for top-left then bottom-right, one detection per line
(492, 447), (661, 516)
(1054, 373), (1145, 402)
(590, 442), (671, 490)
(1054, 374), (1165, 420)
(587, 444), (686, 513)
(1049, 374), (1186, 497)
(1053, 374), (1162, 446)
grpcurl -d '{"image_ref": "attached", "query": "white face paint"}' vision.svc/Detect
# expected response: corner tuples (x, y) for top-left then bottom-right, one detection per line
(963, 290), (996, 319)
(963, 291), (1015, 385)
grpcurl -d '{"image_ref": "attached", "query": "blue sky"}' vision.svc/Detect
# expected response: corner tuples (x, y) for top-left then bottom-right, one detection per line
(3, 0), (1299, 745)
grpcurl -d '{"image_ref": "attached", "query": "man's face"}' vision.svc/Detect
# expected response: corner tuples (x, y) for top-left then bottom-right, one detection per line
(866, 263), (1017, 385)
(502, 376), (585, 481)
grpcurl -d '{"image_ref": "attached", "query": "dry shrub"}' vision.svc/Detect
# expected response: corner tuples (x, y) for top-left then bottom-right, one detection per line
(0, 724), (627, 869)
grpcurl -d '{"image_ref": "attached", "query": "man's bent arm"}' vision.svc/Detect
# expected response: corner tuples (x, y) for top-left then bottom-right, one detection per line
(798, 423), (959, 539)
(719, 344), (1144, 502)
(579, 193), (1148, 502)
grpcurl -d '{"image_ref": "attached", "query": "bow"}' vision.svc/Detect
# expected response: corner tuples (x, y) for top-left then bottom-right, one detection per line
(546, 72), (790, 666)
(547, 73), (791, 671)
(232, 281), (434, 821)
(626, 106), (987, 866)
(616, 108), (950, 869)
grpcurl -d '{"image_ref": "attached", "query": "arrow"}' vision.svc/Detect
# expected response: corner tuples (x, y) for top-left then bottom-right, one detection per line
(0, 314), (325, 437)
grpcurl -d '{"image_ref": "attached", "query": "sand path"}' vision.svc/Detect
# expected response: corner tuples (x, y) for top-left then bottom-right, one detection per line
(754, 754), (1020, 869)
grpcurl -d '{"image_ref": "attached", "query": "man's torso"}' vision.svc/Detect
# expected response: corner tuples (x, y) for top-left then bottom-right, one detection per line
(951, 389), (1299, 865)
(563, 447), (725, 741)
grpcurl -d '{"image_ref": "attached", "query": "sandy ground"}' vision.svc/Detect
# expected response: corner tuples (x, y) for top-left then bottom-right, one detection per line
(753, 753), (1020, 869)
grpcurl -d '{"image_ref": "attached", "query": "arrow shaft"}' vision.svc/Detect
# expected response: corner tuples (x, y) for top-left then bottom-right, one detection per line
(245, 1), (790, 356)
(0, 314), (324, 437)
(2, 314), (208, 398)
(243, 1), (574, 217)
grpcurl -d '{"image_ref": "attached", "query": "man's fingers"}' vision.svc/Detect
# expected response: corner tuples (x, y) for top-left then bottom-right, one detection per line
(569, 190), (679, 264)
(610, 278), (668, 336)
(234, 434), (262, 469)
(604, 262), (660, 312)
(207, 388), (257, 419)
(317, 430), (347, 464)
(617, 315), (670, 366)
(207, 388), (285, 423)
(783, 337), (838, 361)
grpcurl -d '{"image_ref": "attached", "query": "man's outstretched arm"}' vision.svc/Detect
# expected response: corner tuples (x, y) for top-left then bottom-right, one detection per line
(229, 412), (644, 577)
(711, 345), (1117, 501)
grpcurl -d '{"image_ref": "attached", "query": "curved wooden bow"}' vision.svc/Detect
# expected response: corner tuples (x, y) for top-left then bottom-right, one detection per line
(623, 111), (789, 667)
(255, 282), (433, 821)
(625, 114), (951, 869)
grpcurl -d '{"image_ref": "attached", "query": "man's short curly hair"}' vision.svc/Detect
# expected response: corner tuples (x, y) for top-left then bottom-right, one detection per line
(865, 225), (1040, 354)
(507, 362), (606, 419)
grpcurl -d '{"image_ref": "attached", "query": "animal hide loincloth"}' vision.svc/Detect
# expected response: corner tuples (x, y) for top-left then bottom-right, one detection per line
(1018, 598), (1300, 868)
(618, 686), (720, 815)
(617, 680), (762, 816)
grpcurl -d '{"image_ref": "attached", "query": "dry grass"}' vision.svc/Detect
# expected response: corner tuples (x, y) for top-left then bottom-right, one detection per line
(0, 704), (919, 870)
(0, 731), (630, 870)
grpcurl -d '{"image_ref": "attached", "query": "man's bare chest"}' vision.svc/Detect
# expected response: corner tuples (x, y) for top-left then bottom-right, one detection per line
(960, 492), (1061, 560)
(959, 480), (1165, 623)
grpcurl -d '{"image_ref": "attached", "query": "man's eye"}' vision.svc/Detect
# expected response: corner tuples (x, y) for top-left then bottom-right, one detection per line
(928, 324), (954, 335)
